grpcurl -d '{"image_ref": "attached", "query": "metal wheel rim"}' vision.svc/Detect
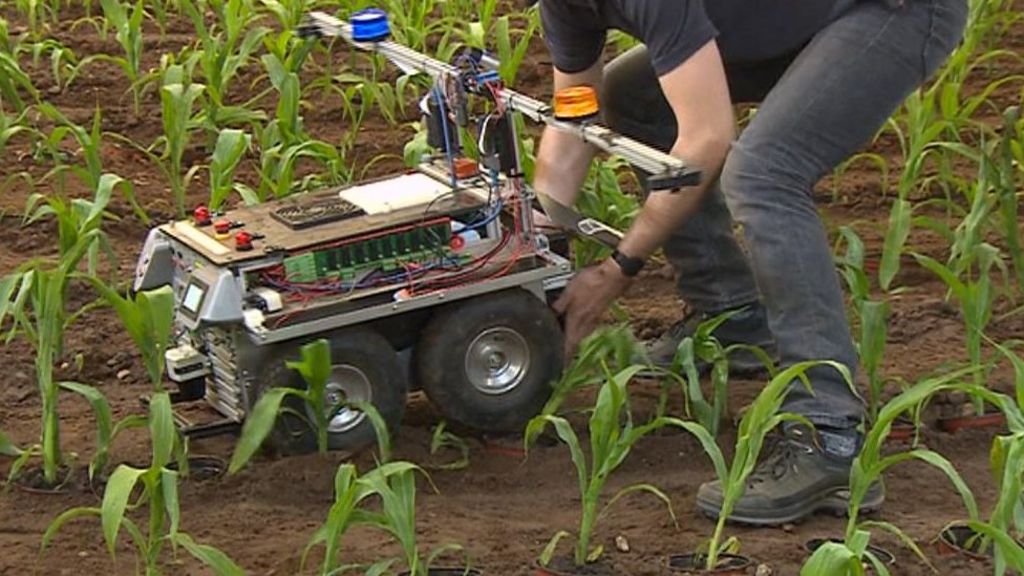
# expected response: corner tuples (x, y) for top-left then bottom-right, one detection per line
(464, 327), (530, 395)
(315, 365), (373, 433)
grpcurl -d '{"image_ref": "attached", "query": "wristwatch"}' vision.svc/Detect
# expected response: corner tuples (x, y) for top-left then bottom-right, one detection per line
(610, 249), (644, 278)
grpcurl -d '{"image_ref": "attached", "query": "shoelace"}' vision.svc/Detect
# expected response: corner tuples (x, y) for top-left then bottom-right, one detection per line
(747, 434), (816, 485)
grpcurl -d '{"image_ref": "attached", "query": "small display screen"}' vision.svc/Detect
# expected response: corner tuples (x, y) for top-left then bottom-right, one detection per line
(182, 283), (205, 314)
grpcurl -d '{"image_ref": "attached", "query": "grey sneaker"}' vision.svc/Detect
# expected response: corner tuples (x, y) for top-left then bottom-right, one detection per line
(643, 302), (778, 374)
(696, 425), (884, 526)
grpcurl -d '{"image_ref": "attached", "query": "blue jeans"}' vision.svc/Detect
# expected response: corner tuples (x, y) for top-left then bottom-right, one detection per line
(601, 0), (967, 429)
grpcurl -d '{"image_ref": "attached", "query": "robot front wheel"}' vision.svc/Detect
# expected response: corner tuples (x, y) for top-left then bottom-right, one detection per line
(414, 288), (565, 433)
(252, 328), (408, 456)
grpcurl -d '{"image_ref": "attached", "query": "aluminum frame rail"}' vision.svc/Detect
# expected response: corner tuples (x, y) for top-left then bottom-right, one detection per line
(299, 11), (701, 191)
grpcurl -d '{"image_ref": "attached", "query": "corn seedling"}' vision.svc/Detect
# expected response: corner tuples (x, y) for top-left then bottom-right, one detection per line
(660, 311), (735, 437)
(994, 107), (1022, 289)
(208, 128), (252, 210)
(428, 421), (470, 471)
(802, 367), (984, 576)
(835, 227), (891, 422)
(87, 284), (176, 391)
(354, 462), (467, 575)
(0, 175), (125, 486)
(158, 64), (205, 218)
(914, 243), (1006, 396)
(98, 0), (146, 114)
(536, 323), (642, 420)
(42, 393), (243, 576)
(302, 461), (426, 575)
(36, 103), (105, 191)
(671, 361), (850, 571)
(574, 155), (640, 267)
(0, 108), (34, 161)
(0, 50), (39, 114)
(527, 364), (679, 568)
(182, 0), (270, 131)
(459, 0), (500, 48)
(228, 338), (391, 472)
(57, 381), (148, 482)
(492, 13), (539, 84)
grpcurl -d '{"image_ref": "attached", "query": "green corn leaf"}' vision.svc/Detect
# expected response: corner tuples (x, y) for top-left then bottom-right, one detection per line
(600, 483), (677, 527)
(880, 199), (912, 291)
(862, 550), (891, 576)
(526, 415), (587, 497)
(663, 417), (727, 484)
(149, 392), (176, 469)
(101, 464), (146, 557)
(800, 540), (861, 576)
(58, 381), (112, 479)
(162, 468), (181, 538)
(967, 522), (1024, 572)
(286, 339), (332, 394)
(229, 387), (293, 474)
(539, 530), (572, 567)
(859, 520), (931, 569)
(881, 449), (978, 520)
(41, 507), (101, 553)
(0, 429), (21, 456)
(347, 400), (392, 464)
(173, 533), (246, 576)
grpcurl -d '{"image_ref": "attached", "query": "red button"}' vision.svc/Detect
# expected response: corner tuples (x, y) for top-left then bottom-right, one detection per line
(193, 205), (211, 226)
(214, 220), (231, 235)
(235, 230), (254, 251)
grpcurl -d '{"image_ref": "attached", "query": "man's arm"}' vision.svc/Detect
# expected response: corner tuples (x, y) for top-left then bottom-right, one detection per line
(553, 39), (735, 359)
(532, 60), (604, 207)
(613, 39), (735, 263)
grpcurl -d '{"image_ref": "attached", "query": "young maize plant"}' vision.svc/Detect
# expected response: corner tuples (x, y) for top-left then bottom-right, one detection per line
(536, 323), (642, 419)
(914, 242), (1006, 397)
(573, 156), (640, 267)
(87, 284), (176, 391)
(0, 47), (40, 115)
(181, 0), (270, 131)
(492, 13), (540, 84)
(42, 393), (244, 576)
(228, 338), (391, 473)
(302, 461), (431, 576)
(659, 310), (761, 437)
(527, 364), (679, 569)
(0, 108), (34, 162)
(459, 0), (500, 49)
(208, 128), (252, 211)
(0, 175), (126, 486)
(354, 464), (468, 575)
(676, 360), (851, 571)
(428, 421), (471, 471)
(802, 367), (983, 576)
(98, 0), (145, 114)
(158, 64), (205, 218)
(835, 227), (890, 422)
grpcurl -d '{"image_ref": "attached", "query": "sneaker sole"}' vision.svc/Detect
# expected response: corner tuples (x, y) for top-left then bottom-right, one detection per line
(696, 485), (885, 527)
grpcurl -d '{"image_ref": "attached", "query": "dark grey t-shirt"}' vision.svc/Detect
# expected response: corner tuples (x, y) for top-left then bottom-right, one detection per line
(540, 0), (841, 75)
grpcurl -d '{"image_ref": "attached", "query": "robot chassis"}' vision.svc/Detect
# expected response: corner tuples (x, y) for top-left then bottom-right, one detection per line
(130, 8), (700, 454)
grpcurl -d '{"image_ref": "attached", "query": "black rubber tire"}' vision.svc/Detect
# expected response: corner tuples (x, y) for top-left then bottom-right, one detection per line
(415, 289), (563, 432)
(252, 328), (407, 456)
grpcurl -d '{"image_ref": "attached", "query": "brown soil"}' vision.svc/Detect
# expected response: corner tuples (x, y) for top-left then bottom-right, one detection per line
(1, 3), (1023, 576)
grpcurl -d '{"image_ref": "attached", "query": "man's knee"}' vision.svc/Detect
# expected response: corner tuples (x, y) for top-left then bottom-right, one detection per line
(719, 139), (819, 222)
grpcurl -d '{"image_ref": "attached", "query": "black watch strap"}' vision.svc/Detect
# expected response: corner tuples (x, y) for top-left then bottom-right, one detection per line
(610, 249), (644, 277)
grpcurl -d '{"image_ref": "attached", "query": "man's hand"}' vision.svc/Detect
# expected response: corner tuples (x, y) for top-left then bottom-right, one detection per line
(552, 258), (632, 363)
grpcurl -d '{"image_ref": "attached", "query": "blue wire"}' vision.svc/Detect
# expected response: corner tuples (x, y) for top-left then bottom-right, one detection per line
(432, 86), (457, 188)
(455, 197), (503, 234)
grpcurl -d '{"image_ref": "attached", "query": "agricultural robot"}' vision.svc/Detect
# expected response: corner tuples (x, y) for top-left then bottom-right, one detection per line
(131, 8), (700, 455)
